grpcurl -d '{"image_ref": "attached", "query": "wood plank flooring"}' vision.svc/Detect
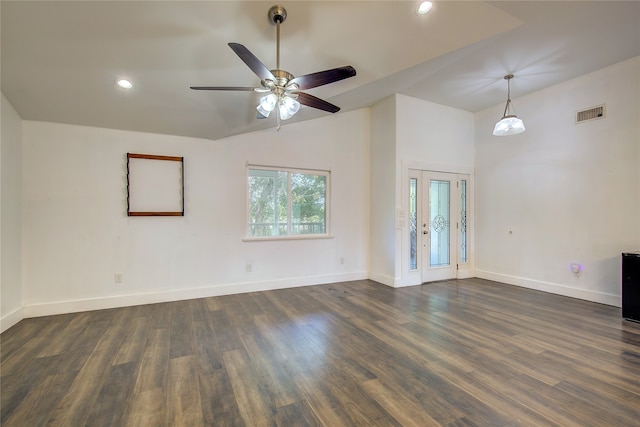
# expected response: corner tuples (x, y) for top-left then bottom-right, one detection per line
(1, 278), (640, 426)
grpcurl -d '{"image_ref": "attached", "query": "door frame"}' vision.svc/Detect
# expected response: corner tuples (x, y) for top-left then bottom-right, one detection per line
(403, 165), (474, 285)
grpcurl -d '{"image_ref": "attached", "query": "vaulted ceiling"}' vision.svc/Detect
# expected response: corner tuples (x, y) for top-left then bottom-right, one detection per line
(2, 1), (639, 141)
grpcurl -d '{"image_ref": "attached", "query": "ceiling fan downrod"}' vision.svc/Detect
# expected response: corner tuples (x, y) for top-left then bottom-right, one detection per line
(269, 5), (287, 72)
(269, 5), (287, 70)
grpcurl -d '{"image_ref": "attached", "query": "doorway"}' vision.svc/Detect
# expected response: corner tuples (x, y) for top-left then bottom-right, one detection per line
(409, 170), (469, 282)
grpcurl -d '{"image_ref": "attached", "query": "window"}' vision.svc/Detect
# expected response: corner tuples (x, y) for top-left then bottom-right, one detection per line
(247, 166), (329, 238)
(459, 179), (467, 264)
(409, 177), (418, 270)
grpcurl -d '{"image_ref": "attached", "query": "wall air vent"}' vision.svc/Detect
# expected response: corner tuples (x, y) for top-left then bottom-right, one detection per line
(576, 104), (606, 124)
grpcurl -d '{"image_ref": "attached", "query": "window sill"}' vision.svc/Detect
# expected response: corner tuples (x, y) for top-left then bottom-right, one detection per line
(242, 235), (334, 242)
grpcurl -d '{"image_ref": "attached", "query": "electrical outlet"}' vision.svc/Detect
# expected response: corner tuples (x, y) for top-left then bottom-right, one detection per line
(246, 263), (252, 273)
(340, 257), (345, 265)
(570, 263), (581, 276)
(114, 273), (123, 283)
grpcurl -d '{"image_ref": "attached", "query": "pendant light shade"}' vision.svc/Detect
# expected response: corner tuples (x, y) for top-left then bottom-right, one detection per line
(493, 74), (525, 136)
(493, 115), (525, 135)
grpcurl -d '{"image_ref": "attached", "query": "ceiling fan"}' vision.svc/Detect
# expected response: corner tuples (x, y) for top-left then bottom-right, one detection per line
(190, 5), (356, 130)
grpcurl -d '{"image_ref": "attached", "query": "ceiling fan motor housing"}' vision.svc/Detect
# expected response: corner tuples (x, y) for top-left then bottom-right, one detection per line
(269, 5), (287, 24)
(266, 70), (295, 89)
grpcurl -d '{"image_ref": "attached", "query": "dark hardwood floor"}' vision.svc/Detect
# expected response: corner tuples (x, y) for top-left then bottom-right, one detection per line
(1, 278), (639, 426)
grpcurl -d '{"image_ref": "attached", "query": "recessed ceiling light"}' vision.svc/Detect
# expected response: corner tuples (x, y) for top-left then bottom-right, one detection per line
(417, 1), (433, 15)
(116, 79), (133, 89)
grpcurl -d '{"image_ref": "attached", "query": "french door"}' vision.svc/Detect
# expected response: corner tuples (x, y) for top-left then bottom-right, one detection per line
(410, 171), (469, 282)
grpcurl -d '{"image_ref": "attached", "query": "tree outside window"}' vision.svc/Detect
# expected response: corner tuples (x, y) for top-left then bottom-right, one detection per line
(248, 167), (329, 238)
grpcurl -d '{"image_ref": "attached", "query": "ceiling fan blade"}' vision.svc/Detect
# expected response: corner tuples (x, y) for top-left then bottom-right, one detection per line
(288, 66), (356, 90)
(296, 92), (340, 114)
(228, 43), (276, 82)
(190, 86), (258, 91)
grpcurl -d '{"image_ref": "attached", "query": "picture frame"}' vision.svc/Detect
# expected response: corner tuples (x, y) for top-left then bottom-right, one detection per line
(126, 153), (184, 216)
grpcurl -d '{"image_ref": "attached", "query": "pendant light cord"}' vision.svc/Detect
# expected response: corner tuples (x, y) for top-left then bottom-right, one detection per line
(502, 74), (515, 118)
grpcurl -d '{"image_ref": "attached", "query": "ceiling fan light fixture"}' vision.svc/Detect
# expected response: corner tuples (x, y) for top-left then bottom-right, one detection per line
(493, 74), (525, 136)
(257, 93), (278, 117)
(278, 96), (300, 120)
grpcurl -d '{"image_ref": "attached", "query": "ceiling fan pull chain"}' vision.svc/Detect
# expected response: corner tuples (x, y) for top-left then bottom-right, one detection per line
(276, 108), (281, 131)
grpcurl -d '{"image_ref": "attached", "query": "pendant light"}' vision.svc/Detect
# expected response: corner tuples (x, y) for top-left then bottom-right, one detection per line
(493, 74), (525, 136)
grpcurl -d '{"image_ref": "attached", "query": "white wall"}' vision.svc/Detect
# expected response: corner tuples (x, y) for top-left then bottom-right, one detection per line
(21, 109), (370, 317)
(8, 58), (638, 329)
(396, 94), (476, 286)
(1, 94), (24, 332)
(368, 94), (475, 287)
(369, 96), (397, 285)
(474, 57), (640, 306)
(396, 94), (475, 172)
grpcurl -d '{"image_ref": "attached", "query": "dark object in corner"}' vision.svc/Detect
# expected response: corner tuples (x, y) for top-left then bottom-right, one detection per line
(622, 252), (640, 322)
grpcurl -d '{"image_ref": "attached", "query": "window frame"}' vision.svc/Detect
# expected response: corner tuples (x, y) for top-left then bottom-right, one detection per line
(244, 164), (331, 241)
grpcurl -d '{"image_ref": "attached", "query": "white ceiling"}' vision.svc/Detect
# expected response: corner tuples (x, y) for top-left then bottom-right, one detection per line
(2, 1), (639, 141)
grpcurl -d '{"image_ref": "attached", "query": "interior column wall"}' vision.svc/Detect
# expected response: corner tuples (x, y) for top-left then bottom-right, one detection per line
(395, 94), (475, 286)
(368, 94), (475, 287)
(1, 93), (24, 332)
(369, 96), (398, 286)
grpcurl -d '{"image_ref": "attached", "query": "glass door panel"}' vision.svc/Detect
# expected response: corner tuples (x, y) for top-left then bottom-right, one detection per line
(422, 172), (457, 282)
(429, 179), (451, 267)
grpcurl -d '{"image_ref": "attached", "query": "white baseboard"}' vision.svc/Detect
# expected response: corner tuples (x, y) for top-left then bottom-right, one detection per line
(392, 277), (422, 288)
(13, 269), (619, 325)
(1, 306), (25, 333)
(368, 271), (396, 287)
(369, 276), (420, 288)
(475, 269), (621, 307)
(23, 271), (368, 319)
